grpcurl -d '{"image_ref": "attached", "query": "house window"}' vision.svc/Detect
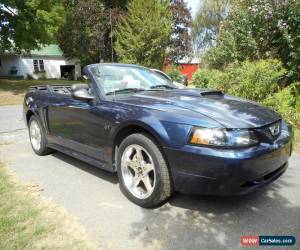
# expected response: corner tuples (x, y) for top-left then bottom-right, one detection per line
(33, 60), (39, 71)
(33, 59), (44, 71)
(39, 60), (44, 70)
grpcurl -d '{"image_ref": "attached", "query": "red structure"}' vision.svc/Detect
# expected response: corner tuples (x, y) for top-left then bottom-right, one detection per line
(180, 63), (200, 80)
(163, 59), (200, 80)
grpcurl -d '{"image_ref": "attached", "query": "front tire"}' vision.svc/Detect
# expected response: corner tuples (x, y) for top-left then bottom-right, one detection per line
(117, 133), (172, 208)
(28, 116), (52, 156)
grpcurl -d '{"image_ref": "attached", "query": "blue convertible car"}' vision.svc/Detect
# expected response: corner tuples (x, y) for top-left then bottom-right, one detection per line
(23, 63), (293, 207)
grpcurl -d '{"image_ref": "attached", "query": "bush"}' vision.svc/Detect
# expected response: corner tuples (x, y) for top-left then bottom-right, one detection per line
(191, 59), (286, 102)
(264, 83), (300, 127)
(226, 59), (286, 102)
(191, 68), (229, 91)
(165, 65), (182, 82)
(26, 74), (34, 80)
(34, 70), (47, 80)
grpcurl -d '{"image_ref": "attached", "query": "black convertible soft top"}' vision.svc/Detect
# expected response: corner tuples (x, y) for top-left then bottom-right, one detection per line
(28, 84), (74, 95)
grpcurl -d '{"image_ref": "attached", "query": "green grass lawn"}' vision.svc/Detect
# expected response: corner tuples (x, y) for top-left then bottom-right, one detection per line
(0, 162), (95, 250)
(0, 78), (79, 105)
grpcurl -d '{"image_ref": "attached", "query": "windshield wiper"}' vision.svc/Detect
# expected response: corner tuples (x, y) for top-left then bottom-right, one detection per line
(106, 88), (146, 95)
(150, 85), (177, 90)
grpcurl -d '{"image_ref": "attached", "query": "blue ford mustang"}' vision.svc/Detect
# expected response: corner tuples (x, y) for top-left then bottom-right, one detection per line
(23, 63), (293, 207)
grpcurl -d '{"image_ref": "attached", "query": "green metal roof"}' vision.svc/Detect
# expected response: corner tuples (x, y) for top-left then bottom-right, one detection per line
(30, 44), (63, 56)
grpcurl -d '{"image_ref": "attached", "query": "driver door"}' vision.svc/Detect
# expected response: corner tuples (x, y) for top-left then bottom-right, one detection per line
(47, 86), (107, 162)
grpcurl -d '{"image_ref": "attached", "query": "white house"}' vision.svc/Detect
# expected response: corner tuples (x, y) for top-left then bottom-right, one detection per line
(0, 44), (81, 80)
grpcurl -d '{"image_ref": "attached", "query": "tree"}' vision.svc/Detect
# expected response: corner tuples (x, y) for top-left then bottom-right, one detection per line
(192, 0), (231, 51)
(204, 9), (258, 69)
(204, 0), (300, 81)
(57, 0), (127, 65)
(115, 0), (173, 69)
(168, 0), (193, 64)
(103, 0), (128, 62)
(57, 0), (107, 65)
(0, 0), (64, 52)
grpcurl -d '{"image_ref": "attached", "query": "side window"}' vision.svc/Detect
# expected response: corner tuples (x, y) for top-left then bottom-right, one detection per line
(0, 58), (2, 67)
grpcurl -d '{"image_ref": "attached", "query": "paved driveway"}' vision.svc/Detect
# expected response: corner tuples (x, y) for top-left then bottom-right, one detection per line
(0, 105), (299, 250)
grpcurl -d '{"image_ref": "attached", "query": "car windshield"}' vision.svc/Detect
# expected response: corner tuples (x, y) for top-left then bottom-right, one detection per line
(90, 64), (177, 95)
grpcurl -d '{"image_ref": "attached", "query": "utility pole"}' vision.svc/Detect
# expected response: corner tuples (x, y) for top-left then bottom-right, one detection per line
(110, 8), (114, 62)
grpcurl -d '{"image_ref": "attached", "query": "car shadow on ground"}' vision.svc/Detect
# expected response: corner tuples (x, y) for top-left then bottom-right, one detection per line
(129, 164), (300, 250)
(52, 152), (118, 184)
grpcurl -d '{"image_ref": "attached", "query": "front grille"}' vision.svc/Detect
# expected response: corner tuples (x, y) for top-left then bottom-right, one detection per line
(241, 162), (287, 187)
(254, 120), (281, 143)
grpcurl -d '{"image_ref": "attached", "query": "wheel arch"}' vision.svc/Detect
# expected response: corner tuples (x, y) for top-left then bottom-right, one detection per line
(25, 109), (46, 133)
(26, 110), (35, 125)
(112, 121), (169, 169)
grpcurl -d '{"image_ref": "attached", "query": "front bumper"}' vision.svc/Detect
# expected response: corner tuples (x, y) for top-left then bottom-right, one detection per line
(164, 132), (293, 195)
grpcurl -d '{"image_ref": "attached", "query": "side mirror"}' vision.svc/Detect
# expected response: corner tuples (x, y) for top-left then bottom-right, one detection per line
(72, 88), (94, 102)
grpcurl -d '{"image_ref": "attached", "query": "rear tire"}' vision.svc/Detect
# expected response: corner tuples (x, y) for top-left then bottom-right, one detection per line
(117, 133), (172, 208)
(28, 116), (53, 156)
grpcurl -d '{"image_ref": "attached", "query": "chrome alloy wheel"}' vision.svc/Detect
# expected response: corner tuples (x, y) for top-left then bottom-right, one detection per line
(30, 120), (42, 151)
(121, 144), (156, 199)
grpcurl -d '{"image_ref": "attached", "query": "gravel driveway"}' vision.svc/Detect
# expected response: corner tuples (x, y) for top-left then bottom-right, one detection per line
(0, 105), (299, 250)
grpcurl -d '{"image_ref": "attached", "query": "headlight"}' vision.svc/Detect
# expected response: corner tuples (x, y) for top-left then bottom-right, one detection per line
(189, 127), (259, 147)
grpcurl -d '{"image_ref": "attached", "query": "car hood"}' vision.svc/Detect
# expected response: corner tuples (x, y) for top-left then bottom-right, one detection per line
(116, 89), (281, 128)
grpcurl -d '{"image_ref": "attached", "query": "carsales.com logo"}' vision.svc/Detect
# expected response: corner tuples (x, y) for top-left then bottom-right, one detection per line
(240, 235), (296, 247)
